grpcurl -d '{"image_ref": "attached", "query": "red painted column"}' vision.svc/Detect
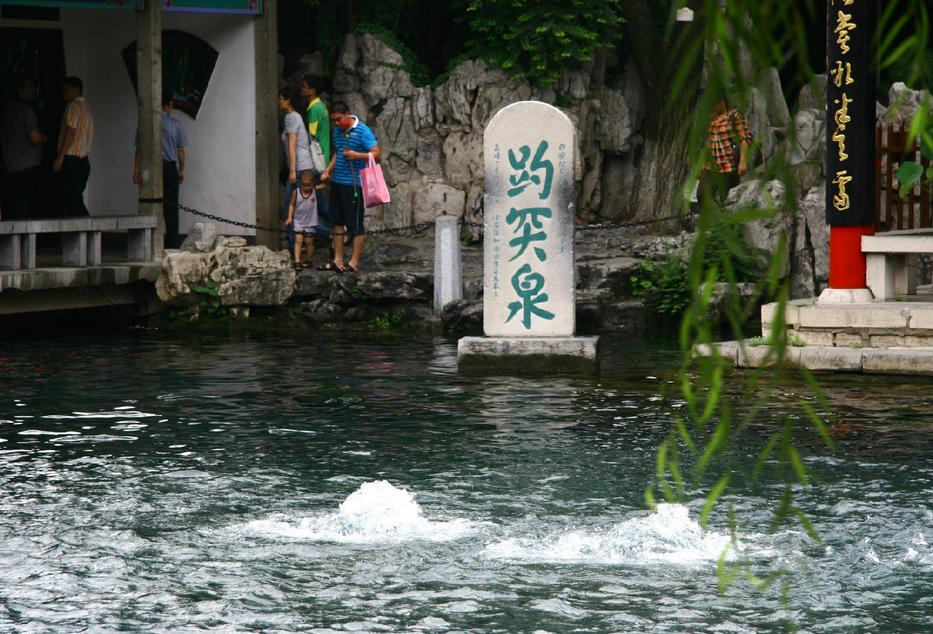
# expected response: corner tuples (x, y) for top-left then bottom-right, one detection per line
(829, 225), (874, 289)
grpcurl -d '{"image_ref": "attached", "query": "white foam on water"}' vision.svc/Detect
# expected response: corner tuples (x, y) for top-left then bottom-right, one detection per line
(484, 503), (733, 566)
(241, 480), (476, 544)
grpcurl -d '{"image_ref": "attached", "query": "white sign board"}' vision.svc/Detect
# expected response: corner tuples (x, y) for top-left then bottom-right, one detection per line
(483, 101), (576, 337)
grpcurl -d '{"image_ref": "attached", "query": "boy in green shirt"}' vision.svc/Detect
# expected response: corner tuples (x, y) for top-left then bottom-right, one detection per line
(301, 75), (330, 164)
(301, 75), (333, 240)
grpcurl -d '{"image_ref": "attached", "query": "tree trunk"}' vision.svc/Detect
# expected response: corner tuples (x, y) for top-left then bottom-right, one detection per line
(623, 0), (705, 221)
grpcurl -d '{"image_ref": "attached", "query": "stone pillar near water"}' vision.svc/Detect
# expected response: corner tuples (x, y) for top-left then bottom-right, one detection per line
(434, 215), (462, 314)
(458, 101), (600, 372)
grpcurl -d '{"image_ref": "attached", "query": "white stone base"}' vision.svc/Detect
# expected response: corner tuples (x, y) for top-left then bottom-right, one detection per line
(458, 336), (600, 373)
(817, 287), (875, 304)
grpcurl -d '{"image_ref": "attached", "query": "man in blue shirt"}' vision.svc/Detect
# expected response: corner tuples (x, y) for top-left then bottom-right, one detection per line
(319, 101), (380, 273)
(134, 95), (188, 248)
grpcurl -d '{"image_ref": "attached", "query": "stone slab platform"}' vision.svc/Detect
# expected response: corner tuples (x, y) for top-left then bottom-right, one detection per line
(458, 336), (600, 373)
(0, 263), (161, 316)
(0, 263), (161, 293)
(711, 340), (933, 375)
(761, 295), (933, 348)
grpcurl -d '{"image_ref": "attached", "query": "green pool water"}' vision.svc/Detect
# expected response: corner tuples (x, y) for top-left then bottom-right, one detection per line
(1, 329), (931, 632)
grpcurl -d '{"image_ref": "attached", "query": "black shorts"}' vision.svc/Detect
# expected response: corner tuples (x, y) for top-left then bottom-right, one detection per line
(330, 182), (365, 237)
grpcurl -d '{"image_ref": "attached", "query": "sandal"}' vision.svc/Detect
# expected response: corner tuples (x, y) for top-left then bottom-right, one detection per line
(346, 263), (360, 273)
(317, 262), (344, 273)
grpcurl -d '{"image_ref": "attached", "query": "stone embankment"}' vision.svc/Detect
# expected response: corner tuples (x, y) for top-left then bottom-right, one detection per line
(155, 222), (693, 332)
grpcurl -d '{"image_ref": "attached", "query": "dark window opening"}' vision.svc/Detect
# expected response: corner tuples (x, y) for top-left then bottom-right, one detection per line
(1, 6), (59, 21)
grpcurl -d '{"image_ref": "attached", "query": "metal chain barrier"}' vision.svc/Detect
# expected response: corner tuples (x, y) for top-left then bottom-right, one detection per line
(166, 199), (697, 240)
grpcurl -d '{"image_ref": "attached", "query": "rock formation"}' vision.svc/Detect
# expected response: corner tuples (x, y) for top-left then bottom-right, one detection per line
(157, 237), (296, 310)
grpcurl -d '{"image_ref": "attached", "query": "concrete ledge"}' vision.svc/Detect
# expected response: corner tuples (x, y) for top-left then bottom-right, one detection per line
(862, 232), (933, 253)
(0, 263), (161, 293)
(458, 336), (600, 373)
(0, 283), (155, 316)
(0, 215), (157, 235)
(797, 304), (908, 329)
(862, 348), (933, 375)
(795, 346), (863, 371)
(714, 340), (933, 376)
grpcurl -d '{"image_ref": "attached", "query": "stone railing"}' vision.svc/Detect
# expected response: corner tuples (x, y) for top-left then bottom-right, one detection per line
(0, 215), (158, 270)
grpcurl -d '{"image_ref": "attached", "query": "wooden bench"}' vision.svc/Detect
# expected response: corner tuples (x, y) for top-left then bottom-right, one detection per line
(0, 215), (159, 270)
(862, 229), (933, 300)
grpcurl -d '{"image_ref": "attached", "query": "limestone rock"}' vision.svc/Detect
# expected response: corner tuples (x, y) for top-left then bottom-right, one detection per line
(440, 298), (483, 333)
(471, 79), (529, 132)
(297, 52), (325, 78)
(353, 271), (431, 301)
(558, 66), (592, 101)
(595, 87), (635, 154)
(745, 87), (770, 145)
(798, 74), (827, 111)
(381, 181), (416, 230)
(157, 244), (295, 308)
(415, 131), (445, 179)
(792, 186), (829, 298)
(789, 108), (826, 166)
(726, 179), (791, 278)
(156, 251), (212, 305)
(434, 60), (484, 132)
(377, 97), (417, 165)
(600, 155), (637, 221)
(217, 236), (248, 248)
(348, 34), (414, 106)
(383, 155), (413, 187)
(442, 131), (482, 188)
(885, 82), (933, 125)
(413, 183), (466, 224)
(179, 222), (218, 253)
(758, 67), (791, 128)
(413, 87), (435, 131)
(210, 245), (295, 306)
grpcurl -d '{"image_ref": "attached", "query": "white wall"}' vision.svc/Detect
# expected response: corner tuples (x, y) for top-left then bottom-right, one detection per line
(60, 9), (257, 235)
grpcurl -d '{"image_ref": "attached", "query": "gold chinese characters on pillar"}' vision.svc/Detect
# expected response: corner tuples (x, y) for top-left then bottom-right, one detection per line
(825, 0), (875, 226)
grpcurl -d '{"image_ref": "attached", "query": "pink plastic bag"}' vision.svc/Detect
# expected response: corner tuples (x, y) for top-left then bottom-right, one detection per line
(359, 153), (391, 208)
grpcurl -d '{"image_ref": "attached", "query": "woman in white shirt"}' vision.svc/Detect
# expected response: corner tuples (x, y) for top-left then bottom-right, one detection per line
(278, 85), (313, 187)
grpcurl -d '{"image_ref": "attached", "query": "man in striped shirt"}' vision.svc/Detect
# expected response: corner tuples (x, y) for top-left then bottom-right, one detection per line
(319, 102), (380, 273)
(54, 76), (94, 217)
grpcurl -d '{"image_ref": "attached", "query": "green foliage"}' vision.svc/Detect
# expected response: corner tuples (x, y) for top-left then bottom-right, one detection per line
(701, 212), (769, 284)
(354, 22), (432, 86)
(630, 256), (690, 317)
(744, 335), (803, 348)
(630, 213), (766, 319)
(372, 311), (405, 330)
(457, 0), (623, 86)
(894, 92), (933, 197)
(191, 280), (229, 319)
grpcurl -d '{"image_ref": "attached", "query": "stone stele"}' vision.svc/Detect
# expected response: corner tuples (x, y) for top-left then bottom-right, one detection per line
(483, 101), (576, 337)
(460, 101), (598, 373)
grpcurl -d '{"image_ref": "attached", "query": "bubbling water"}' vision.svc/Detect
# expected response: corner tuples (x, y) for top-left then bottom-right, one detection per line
(484, 503), (734, 565)
(240, 480), (477, 543)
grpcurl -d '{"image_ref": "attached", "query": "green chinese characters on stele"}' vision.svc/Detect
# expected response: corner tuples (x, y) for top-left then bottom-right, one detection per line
(504, 140), (556, 330)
